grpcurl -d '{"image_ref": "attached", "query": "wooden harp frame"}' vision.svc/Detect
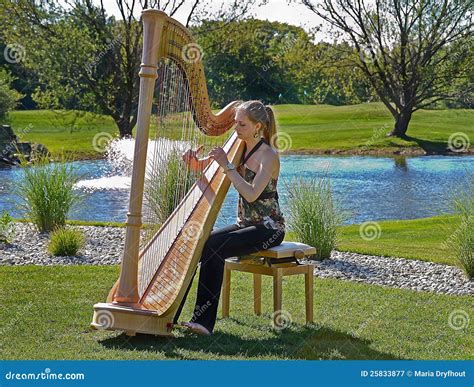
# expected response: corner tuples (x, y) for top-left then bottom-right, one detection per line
(91, 9), (244, 336)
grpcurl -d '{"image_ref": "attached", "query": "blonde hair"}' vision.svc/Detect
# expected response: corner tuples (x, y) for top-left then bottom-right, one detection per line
(236, 100), (278, 149)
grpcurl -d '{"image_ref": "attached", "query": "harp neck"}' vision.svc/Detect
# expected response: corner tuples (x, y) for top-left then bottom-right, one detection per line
(143, 9), (238, 135)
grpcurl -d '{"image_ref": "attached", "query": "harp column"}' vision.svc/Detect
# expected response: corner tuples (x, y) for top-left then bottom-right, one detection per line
(114, 9), (167, 304)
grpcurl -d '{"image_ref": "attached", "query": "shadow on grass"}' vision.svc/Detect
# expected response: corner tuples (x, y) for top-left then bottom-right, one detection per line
(402, 135), (449, 155)
(98, 319), (401, 360)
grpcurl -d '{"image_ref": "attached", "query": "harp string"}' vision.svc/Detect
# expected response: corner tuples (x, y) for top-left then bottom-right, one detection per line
(136, 23), (218, 298)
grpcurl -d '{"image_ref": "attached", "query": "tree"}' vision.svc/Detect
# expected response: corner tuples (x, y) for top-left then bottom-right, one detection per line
(194, 19), (373, 106)
(0, 0), (259, 137)
(0, 68), (23, 121)
(0, 41), (40, 110)
(284, 40), (375, 105)
(193, 19), (304, 105)
(301, 0), (473, 137)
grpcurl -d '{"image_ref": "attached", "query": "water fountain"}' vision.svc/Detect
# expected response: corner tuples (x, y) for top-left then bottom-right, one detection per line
(75, 137), (190, 190)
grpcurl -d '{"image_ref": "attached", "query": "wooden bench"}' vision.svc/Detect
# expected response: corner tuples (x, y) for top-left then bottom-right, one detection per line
(221, 242), (316, 328)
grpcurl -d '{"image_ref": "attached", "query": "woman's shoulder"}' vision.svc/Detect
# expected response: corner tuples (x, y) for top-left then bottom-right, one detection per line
(257, 142), (279, 177)
(260, 141), (279, 160)
(261, 142), (279, 167)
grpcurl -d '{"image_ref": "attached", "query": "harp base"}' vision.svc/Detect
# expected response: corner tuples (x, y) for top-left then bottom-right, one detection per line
(91, 302), (174, 337)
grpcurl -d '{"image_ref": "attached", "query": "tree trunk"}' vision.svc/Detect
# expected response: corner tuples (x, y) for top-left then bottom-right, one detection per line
(387, 109), (412, 138)
(116, 116), (133, 138)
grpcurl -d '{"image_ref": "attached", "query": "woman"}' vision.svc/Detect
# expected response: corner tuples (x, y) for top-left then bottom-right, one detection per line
(174, 100), (286, 335)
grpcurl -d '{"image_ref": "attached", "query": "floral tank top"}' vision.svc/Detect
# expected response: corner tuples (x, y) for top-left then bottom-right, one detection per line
(236, 139), (285, 232)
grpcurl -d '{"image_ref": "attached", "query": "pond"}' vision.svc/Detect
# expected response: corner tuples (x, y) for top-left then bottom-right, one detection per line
(1, 147), (472, 227)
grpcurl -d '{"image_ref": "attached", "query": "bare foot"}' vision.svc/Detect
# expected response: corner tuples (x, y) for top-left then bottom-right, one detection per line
(180, 322), (212, 336)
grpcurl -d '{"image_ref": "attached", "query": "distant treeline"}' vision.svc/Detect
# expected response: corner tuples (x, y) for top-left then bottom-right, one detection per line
(192, 19), (376, 107)
(2, 17), (470, 113)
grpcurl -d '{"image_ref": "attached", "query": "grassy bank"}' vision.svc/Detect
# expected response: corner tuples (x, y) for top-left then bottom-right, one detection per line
(8, 110), (116, 159)
(7, 104), (473, 158)
(274, 103), (473, 155)
(337, 215), (462, 266)
(0, 265), (471, 360)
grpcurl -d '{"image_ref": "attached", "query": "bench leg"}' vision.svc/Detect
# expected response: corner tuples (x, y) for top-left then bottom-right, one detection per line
(305, 264), (314, 324)
(222, 263), (231, 318)
(273, 268), (282, 325)
(253, 274), (262, 315)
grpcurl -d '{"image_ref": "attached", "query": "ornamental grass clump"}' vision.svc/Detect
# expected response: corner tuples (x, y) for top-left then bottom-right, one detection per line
(48, 227), (85, 256)
(286, 175), (346, 260)
(15, 153), (81, 233)
(444, 178), (473, 279)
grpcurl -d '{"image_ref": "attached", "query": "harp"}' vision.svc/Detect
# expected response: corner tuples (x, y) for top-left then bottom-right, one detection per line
(91, 9), (244, 336)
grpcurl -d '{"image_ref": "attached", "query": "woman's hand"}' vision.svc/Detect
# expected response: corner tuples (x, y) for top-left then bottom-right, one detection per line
(182, 144), (204, 166)
(208, 146), (228, 168)
(182, 145), (212, 172)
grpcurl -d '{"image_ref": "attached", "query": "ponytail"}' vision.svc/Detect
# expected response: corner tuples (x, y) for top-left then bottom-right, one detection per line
(264, 105), (277, 150)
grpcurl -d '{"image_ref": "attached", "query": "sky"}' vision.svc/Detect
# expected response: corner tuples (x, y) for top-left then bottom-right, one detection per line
(100, 0), (324, 33)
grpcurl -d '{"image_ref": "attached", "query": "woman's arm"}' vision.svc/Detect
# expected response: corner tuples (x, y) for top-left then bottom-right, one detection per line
(209, 146), (277, 202)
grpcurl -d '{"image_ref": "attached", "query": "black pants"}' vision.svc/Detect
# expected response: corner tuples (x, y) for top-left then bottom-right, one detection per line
(173, 223), (285, 333)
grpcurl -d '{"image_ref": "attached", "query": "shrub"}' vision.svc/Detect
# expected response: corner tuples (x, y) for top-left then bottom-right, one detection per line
(48, 227), (85, 256)
(286, 174), (346, 260)
(0, 211), (15, 243)
(444, 179), (473, 278)
(15, 153), (81, 233)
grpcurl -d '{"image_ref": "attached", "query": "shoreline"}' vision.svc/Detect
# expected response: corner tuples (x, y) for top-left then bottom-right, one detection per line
(282, 147), (473, 157)
(1, 146), (471, 167)
(36, 147), (474, 161)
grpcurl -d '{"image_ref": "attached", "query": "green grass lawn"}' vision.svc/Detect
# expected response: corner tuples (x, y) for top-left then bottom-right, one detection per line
(337, 214), (463, 266)
(7, 103), (474, 158)
(0, 265), (471, 360)
(8, 110), (117, 159)
(274, 103), (473, 154)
